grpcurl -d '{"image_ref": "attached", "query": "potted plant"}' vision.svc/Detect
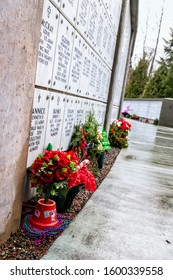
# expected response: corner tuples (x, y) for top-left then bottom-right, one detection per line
(30, 150), (96, 214)
(82, 113), (103, 162)
(109, 118), (132, 148)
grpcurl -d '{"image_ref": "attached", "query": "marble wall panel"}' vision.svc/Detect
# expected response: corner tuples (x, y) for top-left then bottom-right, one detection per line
(76, 0), (90, 38)
(52, 0), (61, 8)
(60, 95), (77, 150)
(114, 1), (131, 106)
(35, 0), (59, 87)
(44, 92), (66, 150)
(95, 57), (103, 100)
(101, 12), (109, 65)
(27, 89), (50, 167)
(75, 98), (86, 126)
(110, 0), (122, 36)
(95, 1), (105, 56)
(79, 43), (92, 97)
(52, 14), (74, 91)
(68, 31), (84, 94)
(60, 0), (78, 25)
(86, 0), (99, 48)
(87, 50), (98, 99)
(84, 99), (93, 121)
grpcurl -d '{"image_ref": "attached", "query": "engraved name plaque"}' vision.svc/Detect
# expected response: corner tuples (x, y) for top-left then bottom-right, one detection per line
(35, 0), (59, 87)
(27, 89), (50, 167)
(52, 14), (74, 91)
(44, 92), (66, 150)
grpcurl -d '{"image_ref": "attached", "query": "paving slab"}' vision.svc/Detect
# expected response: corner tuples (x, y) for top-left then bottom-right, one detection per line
(42, 120), (173, 259)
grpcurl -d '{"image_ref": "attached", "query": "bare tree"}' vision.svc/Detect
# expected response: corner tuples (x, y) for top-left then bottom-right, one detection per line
(143, 6), (149, 58)
(148, 0), (165, 76)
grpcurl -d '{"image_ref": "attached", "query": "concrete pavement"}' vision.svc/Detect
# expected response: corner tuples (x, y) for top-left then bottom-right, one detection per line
(42, 120), (173, 259)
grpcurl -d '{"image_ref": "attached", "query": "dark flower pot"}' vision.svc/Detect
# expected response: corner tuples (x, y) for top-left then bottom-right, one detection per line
(50, 184), (84, 213)
(98, 152), (105, 169)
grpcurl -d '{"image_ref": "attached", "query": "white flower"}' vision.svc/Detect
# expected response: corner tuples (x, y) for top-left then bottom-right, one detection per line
(98, 144), (103, 151)
(116, 121), (122, 127)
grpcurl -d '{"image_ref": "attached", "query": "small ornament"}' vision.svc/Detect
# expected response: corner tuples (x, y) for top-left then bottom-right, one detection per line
(34, 210), (40, 217)
(44, 211), (50, 218)
(101, 130), (111, 151)
(46, 143), (53, 150)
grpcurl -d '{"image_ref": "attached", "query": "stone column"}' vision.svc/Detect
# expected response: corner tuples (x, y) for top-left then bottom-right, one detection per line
(0, 0), (44, 243)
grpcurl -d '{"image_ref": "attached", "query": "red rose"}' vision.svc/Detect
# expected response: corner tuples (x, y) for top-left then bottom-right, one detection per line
(31, 158), (48, 175)
(40, 172), (54, 184)
(55, 169), (69, 180)
(44, 150), (58, 160)
(65, 150), (79, 162)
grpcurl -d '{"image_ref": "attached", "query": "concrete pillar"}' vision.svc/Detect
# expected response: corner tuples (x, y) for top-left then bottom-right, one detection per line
(0, 0), (44, 243)
(118, 30), (136, 117)
(104, 0), (125, 131)
(105, 0), (138, 131)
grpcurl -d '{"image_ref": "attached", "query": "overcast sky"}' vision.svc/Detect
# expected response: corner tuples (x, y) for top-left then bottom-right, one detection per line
(132, 0), (173, 69)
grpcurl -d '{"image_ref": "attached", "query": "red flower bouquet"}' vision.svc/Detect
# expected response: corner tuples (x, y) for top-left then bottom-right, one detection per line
(30, 150), (96, 204)
(108, 118), (132, 148)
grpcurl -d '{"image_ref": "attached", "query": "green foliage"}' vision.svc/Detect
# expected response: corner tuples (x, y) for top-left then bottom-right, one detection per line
(69, 122), (87, 161)
(82, 113), (99, 141)
(142, 63), (168, 98)
(69, 113), (104, 164)
(69, 125), (85, 159)
(126, 28), (173, 98)
(142, 28), (173, 98)
(70, 125), (82, 147)
(108, 119), (131, 149)
(153, 118), (159, 125)
(162, 64), (173, 98)
(82, 113), (103, 161)
(109, 124), (128, 148)
(162, 28), (173, 66)
(125, 56), (149, 98)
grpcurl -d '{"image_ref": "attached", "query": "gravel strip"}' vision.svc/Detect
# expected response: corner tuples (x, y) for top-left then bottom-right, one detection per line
(0, 147), (120, 260)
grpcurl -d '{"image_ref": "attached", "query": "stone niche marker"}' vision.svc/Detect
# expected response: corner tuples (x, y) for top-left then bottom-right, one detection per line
(27, 89), (50, 167)
(44, 92), (66, 150)
(35, 0), (59, 88)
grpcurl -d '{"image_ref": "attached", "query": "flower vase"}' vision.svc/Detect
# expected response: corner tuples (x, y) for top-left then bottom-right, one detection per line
(98, 152), (105, 169)
(29, 199), (59, 230)
(51, 184), (84, 213)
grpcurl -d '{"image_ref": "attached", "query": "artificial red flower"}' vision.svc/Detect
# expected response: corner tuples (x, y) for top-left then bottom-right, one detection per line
(78, 167), (96, 192)
(68, 171), (81, 188)
(31, 159), (44, 175)
(32, 154), (51, 177)
(30, 148), (96, 198)
(55, 169), (68, 181)
(44, 150), (59, 160)
(40, 172), (54, 184)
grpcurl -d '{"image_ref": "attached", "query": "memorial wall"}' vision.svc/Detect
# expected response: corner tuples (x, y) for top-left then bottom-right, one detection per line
(0, 0), (138, 243)
(27, 0), (123, 167)
(123, 98), (163, 120)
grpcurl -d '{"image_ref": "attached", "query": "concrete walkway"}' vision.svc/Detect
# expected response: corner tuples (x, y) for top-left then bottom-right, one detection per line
(42, 120), (173, 259)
